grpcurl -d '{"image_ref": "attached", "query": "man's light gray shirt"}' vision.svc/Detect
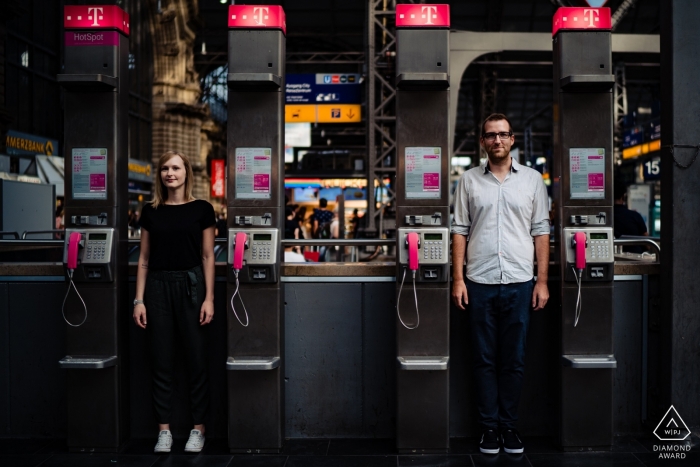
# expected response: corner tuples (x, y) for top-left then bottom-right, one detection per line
(451, 157), (550, 285)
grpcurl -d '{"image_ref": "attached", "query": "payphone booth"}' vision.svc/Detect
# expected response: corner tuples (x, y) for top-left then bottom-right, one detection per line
(226, 5), (285, 453)
(58, 5), (130, 452)
(394, 4), (451, 452)
(552, 7), (616, 450)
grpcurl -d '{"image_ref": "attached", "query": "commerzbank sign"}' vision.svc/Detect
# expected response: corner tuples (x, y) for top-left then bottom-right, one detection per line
(5, 130), (59, 156)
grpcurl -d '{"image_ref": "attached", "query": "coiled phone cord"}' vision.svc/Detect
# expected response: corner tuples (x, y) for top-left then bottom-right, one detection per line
(61, 269), (88, 327)
(397, 266), (420, 330)
(571, 265), (583, 327)
(230, 270), (249, 327)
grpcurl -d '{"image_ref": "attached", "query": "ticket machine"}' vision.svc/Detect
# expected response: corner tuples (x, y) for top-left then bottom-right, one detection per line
(552, 7), (616, 450)
(226, 5), (285, 453)
(394, 4), (451, 452)
(58, 5), (130, 452)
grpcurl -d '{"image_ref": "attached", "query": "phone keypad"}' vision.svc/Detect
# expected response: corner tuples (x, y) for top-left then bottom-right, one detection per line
(590, 240), (610, 260)
(423, 241), (444, 261)
(251, 242), (272, 261)
(86, 241), (107, 261)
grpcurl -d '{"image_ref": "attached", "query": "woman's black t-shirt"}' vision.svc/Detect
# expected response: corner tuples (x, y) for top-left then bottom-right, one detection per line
(140, 200), (216, 271)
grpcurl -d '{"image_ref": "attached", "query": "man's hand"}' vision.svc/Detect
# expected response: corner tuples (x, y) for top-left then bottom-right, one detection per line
(532, 281), (549, 310)
(452, 279), (469, 310)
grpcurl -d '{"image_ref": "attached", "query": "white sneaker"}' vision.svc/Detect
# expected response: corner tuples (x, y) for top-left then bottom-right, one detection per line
(154, 430), (172, 453)
(184, 429), (205, 453)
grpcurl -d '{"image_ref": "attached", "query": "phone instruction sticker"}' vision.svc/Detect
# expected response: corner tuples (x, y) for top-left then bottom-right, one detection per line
(570, 148), (605, 199)
(72, 148), (107, 199)
(406, 147), (441, 199)
(235, 148), (272, 199)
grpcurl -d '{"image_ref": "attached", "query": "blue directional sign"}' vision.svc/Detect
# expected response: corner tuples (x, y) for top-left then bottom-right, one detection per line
(286, 74), (361, 104)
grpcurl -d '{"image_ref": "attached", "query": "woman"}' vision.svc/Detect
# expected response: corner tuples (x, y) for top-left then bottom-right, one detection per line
(133, 150), (216, 454)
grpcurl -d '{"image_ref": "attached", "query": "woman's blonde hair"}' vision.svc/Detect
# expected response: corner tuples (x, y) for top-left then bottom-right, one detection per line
(151, 150), (196, 208)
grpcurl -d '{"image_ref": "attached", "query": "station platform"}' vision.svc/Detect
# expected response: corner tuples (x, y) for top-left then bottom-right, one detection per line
(2, 435), (699, 467)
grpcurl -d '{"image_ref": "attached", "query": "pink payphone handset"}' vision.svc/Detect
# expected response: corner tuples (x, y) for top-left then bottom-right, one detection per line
(230, 231), (250, 327)
(63, 231), (88, 327)
(397, 231), (421, 330)
(571, 231), (587, 327)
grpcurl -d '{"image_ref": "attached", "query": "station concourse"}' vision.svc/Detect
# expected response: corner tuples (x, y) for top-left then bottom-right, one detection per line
(0, 1), (699, 466)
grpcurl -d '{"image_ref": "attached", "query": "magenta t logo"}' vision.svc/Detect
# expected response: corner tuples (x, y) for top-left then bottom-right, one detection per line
(87, 7), (103, 26)
(583, 9), (599, 28)
(254, 7), (269, 26)
(422, 6), (437, 25)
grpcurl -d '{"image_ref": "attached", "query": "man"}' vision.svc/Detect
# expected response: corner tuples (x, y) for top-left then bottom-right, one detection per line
(613, 181), (648, 253)
(312, 197), (333, 238)
(451, 113), (550, 455)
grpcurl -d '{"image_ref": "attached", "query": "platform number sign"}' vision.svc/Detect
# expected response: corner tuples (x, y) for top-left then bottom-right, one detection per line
(643, 157), (660, 181)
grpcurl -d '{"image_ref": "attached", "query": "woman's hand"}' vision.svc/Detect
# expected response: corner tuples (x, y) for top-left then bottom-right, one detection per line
(200, 299), (214, 325)
(133, 304), (147, 329)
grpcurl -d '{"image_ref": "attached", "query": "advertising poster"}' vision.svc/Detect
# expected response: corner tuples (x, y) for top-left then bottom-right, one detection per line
(72, 148), (107, 199)
(211, 159), (225, 198)
(405, 147), (441, 199)
(570, 148), (605, 199)
(235, 148), (271, 199)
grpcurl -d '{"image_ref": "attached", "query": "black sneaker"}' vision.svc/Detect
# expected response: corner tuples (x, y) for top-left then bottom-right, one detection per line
(501, 429), (524, 454)
(479, 429), (500, 454)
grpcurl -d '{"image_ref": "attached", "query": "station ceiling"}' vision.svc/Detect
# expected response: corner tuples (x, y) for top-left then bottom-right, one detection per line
(195, 0), (661, 156)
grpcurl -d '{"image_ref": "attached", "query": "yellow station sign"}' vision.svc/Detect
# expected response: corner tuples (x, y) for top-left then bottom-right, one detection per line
(316, 104), (361, 123)
(285, 105), (317, 123)
(285, 104), (361, 123)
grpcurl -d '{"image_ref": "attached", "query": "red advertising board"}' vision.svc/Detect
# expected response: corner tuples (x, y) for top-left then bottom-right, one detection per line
(552, 7), (611, 36)
(396, 4), (450, 28)
(211, 159), (226, 198)
(64, 5), (130, 36)
(228, 5), (286, 35)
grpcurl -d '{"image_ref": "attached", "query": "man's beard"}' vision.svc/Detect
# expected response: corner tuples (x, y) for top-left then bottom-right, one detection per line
(488, 147), (510, 161)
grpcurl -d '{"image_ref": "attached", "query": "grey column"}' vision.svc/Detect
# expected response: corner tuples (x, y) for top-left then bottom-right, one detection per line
(659, 0), (700, 427)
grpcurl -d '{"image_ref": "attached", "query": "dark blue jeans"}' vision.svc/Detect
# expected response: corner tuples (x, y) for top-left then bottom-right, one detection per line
(466, 278), (534, 431)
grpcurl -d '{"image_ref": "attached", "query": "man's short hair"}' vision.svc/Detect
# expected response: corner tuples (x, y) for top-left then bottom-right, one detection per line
(481, 113), (513, 136)
(614, 181), (627, 201)
(319, 198), (328, 208)
(285, 206), (295, 217)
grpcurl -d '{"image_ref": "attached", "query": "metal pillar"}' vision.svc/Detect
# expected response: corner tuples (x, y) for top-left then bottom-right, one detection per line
(659, 0), (700, 428)
(225, 5), (285, 453)
(394, 4), (450, 452)
(613, 63), (628, 164)
(58, 5), (130, 452)
(366, 0), (400, 235)
(552, 7), (616, 450)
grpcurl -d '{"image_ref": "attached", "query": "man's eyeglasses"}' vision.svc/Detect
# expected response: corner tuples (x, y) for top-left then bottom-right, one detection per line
(482, 132), (513, 142)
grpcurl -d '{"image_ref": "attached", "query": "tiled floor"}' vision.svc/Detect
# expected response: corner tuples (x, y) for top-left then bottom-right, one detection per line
(1, 436), (699, 467)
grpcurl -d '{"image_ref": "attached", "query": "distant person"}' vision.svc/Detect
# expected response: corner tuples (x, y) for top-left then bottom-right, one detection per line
(613, 182), (648, 253)
(312, 198), (333, 239)
(350, 208), (362, 238)
(295, 206), (308, 238)
(284, 246), (306, 262)
(215, 212), (227, 239)
(55, 208), (64, 239)
(285, 206), (301, 240)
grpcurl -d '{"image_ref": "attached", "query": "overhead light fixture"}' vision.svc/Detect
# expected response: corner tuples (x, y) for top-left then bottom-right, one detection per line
(220, 0), (227, 4)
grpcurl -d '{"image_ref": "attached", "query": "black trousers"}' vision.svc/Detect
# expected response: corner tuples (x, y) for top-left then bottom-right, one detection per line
(145, 265), (209, 425)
